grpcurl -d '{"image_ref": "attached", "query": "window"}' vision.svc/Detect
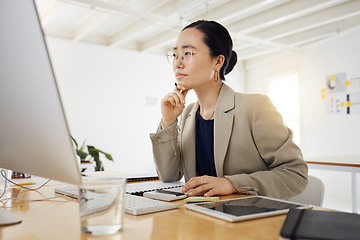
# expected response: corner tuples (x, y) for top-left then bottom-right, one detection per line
(267, 73), (300, 146)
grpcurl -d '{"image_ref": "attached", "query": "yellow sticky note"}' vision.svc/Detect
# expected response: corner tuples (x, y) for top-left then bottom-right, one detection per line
(340, 102), (345, 107)
(345, 81), (350, 87)
(321, 88), (325, 93)
(184, 196), (219, 202)
(347, 101), (352, 107)
(321, 94), (325, 99)
(330, 75), (335, 81)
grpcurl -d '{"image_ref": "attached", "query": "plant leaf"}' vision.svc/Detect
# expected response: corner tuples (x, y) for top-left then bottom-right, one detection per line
(76, 149), (88, 161)
(98, 150), (113, 161)
(87, 146), (99, 160)
(104, 153), (113, 161)
(71, 136), (78, 149)
(80, 139), (87, 152)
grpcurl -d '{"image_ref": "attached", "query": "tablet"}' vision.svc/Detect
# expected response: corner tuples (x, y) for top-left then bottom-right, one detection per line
(185, 196), (312, 222)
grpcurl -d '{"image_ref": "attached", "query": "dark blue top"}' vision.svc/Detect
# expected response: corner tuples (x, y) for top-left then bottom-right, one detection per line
(195, 108), (217, 177)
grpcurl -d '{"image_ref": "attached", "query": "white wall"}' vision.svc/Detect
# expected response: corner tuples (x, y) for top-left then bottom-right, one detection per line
(47, 37), (171, 175)
(46, 37), (244, 176)
(245, 28), (360, 212)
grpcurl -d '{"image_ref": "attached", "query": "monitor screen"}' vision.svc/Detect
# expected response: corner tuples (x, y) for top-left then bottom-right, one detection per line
(0, 0), (82, 185)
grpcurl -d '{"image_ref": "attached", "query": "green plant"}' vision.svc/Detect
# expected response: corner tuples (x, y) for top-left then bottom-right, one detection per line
(71, 136), (113, 171)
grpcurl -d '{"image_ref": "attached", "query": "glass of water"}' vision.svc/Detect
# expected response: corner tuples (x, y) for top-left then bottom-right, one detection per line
(79, 174), (126, 235)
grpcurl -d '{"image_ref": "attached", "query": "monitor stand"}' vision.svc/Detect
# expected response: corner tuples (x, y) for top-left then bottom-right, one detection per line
(0, 208), (22, 226)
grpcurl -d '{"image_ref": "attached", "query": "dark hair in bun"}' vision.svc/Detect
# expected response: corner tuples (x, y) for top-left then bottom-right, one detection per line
(182, 20), (237, 80)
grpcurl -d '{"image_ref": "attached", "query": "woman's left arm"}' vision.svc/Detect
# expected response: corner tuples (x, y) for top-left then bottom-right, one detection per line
(226, 95), (308, 199)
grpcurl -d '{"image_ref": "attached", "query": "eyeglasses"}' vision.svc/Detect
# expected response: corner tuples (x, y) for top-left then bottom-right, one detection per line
(166, 49), (212, 65)
(166, 49), (192, 65)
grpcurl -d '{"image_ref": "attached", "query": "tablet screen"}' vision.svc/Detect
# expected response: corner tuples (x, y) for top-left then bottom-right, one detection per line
(185, 196), (311, 222)
(196, 197), (301, 217)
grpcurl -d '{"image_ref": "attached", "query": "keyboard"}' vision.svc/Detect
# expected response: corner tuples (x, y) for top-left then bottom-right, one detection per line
(55, 186), (178, 216)
(125, 194), (177, 215)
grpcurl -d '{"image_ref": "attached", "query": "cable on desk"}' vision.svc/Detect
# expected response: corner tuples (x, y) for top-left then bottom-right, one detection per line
(0, 169), (52, 200)
(0, 170), (75, 208)
(0, 195), (71, 209)
(1, 195), (65, 203)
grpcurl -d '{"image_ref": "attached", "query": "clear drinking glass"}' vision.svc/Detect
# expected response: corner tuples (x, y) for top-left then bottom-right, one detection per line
(79, 174), (126, 235)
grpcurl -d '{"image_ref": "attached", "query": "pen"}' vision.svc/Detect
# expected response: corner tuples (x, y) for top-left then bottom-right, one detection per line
(13, 182), (36, 186)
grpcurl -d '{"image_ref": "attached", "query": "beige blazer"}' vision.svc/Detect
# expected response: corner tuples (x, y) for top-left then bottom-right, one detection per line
(150, 84), (308, 199)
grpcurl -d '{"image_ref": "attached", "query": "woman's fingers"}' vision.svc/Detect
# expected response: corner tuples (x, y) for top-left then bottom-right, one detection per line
(168, 92), (182, 107)
(163, 84), (187, 107)
(181, 176), (237, 197)
(175, 83), (188, 102)
(162, 91), (183, 107)
(160, 84), (189, 127)
(181, 176), (208, 195)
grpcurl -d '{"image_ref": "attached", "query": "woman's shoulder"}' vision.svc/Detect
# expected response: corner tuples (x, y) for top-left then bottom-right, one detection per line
(222, 83), (269, 102)
(234, 91), (270, 104)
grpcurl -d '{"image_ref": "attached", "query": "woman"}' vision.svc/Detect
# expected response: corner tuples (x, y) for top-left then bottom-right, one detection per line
(150, 20), (308, 200)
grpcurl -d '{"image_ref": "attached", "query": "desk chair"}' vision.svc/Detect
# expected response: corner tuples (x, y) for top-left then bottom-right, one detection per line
(290, 175), (325, 206)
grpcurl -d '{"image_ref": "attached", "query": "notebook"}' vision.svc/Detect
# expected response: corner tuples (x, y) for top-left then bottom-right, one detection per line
(280, 208), (360, 240)
(55, 181), (185, 197)
(125, 181), (185, 196)
(126, 176), (159, 182)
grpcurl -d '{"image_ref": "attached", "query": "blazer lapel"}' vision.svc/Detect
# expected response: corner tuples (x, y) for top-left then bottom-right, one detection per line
(214, 84), (235, 177)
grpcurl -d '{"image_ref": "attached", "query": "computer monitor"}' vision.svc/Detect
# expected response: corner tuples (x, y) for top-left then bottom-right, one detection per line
(0, 0), (82, 225)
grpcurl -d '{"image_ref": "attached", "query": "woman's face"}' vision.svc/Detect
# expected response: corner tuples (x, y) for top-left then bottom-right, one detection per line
(172, 27), (218, 91)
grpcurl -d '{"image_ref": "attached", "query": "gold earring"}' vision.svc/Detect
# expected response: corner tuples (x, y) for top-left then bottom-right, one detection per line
(214, 70), (219, 82)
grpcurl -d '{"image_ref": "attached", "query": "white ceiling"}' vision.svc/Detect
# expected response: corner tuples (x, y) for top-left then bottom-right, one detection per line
(35, 0), (360, 67)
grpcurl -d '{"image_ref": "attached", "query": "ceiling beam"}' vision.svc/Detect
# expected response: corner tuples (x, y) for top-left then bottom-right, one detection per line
(59, 0), (303, 54)
(291, 32), (338, 47)
(109, 0), (232, 47)
(236, 0), (360, 51)
(253, 0), (360, 41)
(138, 30), (179, 53)
(109, 0), (214, 49)
(63, 0), (190, 48)
(242, 14), (360, 66)
(192, 0), (290, 25)
(228, 0), (347, 34)
(106, 0), (172, 42)
(278, 22), (341, 46)
(109, 21), (156, 48)
(234, 33), (301, 52)
(284, 14), (360, 46)
(244, 51), (292, 70)
(38, 0), (65, 28)
(139, 0), (299, 53)
(237, 29), (339, 61)
(43, 27), (73, 40)
(72, 11), (112, 41)
(108, 0), (192, 48)
(64, 0), (181, 26)
(237, 47), (278, 61)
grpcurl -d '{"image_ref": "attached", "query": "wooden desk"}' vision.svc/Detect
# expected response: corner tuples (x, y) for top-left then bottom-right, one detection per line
(306, 155), (360, 213)
(0, 186), (297, 240)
